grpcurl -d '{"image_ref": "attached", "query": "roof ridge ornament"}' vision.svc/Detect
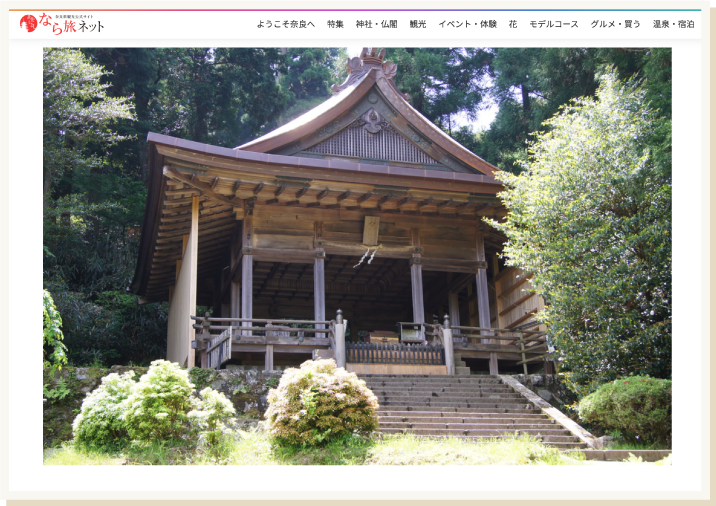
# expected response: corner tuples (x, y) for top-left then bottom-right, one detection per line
(331, 47), (410, 100)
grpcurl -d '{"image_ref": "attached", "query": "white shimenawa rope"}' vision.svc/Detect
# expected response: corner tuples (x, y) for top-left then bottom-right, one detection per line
(353, 244), (383, 268)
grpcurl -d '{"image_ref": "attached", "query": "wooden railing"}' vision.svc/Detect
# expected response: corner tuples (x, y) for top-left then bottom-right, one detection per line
(449, 321), (553, 374)
(347, 342), (445, 366)
(192, 316), (335, 341)
(191, 315), (336, 369)
(191, 312), (553, 375)
(206, 329), (232, 369)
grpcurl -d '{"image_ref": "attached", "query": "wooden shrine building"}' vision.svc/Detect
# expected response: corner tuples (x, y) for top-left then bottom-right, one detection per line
(131, 48), (552, 375)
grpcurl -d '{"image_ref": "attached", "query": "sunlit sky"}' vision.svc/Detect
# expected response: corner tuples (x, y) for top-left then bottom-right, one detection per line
(346, 46), (499, 131)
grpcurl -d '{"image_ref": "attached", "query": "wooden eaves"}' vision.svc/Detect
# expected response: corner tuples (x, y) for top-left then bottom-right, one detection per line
(130, 133), (506, 305)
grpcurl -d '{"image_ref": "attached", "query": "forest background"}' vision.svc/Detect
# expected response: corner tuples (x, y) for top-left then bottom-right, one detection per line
(42, 46), (671, 369)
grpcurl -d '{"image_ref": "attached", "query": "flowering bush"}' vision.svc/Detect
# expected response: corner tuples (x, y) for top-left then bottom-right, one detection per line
(72, 371), (136, 447)
(122, 360), (200, 441)
(264, 359), (379, 446)
(578, 376), (671, 446)
(71, 361), (238, 448)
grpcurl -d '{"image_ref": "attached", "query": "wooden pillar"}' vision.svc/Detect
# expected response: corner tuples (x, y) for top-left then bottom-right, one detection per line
(314, 257), (325, 325)
(448, 292), (461, 328)
(410, 229), (424, 325)
(166, 196), (199, 367)
(467, 283), (477, 327)
(493, 254), (505, 329)
(241, 215), (253, 336)
(334, 309), (346, 368)
(475, 229), (496, 375)
(314, 222), (325, 329)
(265, 344), (274, 371)
(442, 314), (455, 376)
(410, 261), (425, 325)
(230, 222), (242, 319)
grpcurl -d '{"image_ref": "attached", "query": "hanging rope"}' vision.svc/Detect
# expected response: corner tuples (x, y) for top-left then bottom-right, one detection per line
(353, 244), (383, 268)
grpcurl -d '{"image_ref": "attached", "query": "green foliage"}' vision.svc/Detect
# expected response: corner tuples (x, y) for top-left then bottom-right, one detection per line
(490, 72), (671, 394)
(46, 285), (167, 366)
(390, 48), (491, 130)
(43, 289), (67, 371)
(145, 47), (288, 147)
(122, 360), (198, 441)
(188, 387), (237, 446)
(188, 367), (217, 390)
(578, 376), (671, 446)
(121, 360), (237, 446)
(264, 359), (379, 446)
(264, 377), (280, 389)
(470, 47), (671, 174)
(45, 431), (586, 466)
(278, 48), (339, 123)
(43, 377), (72, 403)
(43, 47), (135, 203)
(72, 371), (137, 447)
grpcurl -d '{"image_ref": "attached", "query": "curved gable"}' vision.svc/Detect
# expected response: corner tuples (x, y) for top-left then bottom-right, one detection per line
(238, 48), (498, 176)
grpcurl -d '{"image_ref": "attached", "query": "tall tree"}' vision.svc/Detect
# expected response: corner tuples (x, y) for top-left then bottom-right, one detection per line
(277, 48), (341, 123)
(148, 48), (288, 147)
(43, 48), (135, 207)
(390, 48), (492, 132)
(467, 47), (671, 174)
(490, 73), (671, 396)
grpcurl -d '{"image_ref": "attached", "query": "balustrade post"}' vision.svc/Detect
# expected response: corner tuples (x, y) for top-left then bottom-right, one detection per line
(200, 311), (211, 368)
(518, 331), (528, 375)
(442, 314), (455, 376)
(334, 309), (346, 368)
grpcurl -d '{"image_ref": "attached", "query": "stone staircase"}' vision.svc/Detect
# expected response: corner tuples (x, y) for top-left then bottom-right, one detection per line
(361, 374), (587, 450)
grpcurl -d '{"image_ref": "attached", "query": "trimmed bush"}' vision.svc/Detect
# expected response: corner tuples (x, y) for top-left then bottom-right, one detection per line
(188, 387), (237, 446)
(578, 376), (671, 446)
(122, 360), (199, 441)
(264, 359), (379, 446)
(72, 371), (136, 447)
(70, 361), (238, 449)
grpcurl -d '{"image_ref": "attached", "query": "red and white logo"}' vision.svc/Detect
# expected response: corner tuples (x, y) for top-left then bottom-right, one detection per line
(20, 15), (37, 32)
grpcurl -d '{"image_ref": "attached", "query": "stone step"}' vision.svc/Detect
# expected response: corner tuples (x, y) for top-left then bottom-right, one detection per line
(377, 405), (540, 414)
(366, 386), (520, 395)
(377, 400), (529, 409)
(379, 422), (569, 432)
(366, 375), (591, 451)
(359, 375), (501, 383)
(377, 432), (587, 449)
(372, 389), (522, 398)
(380, 427), (581, 441)
(377, 409), (550, 420)
(379, 415), (556, 425)
(370, 391), (524, 400)
(364, 384), (515, 393)
(378, 396), (532, 409)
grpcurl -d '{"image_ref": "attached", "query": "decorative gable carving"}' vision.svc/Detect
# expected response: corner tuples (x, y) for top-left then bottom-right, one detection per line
(304, 115), (441, 166)
(332, 47), (409, 100)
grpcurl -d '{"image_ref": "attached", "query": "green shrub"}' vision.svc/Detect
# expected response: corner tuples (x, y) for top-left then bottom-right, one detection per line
(578, 376), (671, 446)
(72, 371), (136, 447)
(264, 359), (379, 446)
(122, 360), (199, 441)
(188, 387), (236, 446)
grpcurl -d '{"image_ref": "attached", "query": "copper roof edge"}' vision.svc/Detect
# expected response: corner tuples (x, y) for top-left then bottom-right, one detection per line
(147, 132), (500, 187)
